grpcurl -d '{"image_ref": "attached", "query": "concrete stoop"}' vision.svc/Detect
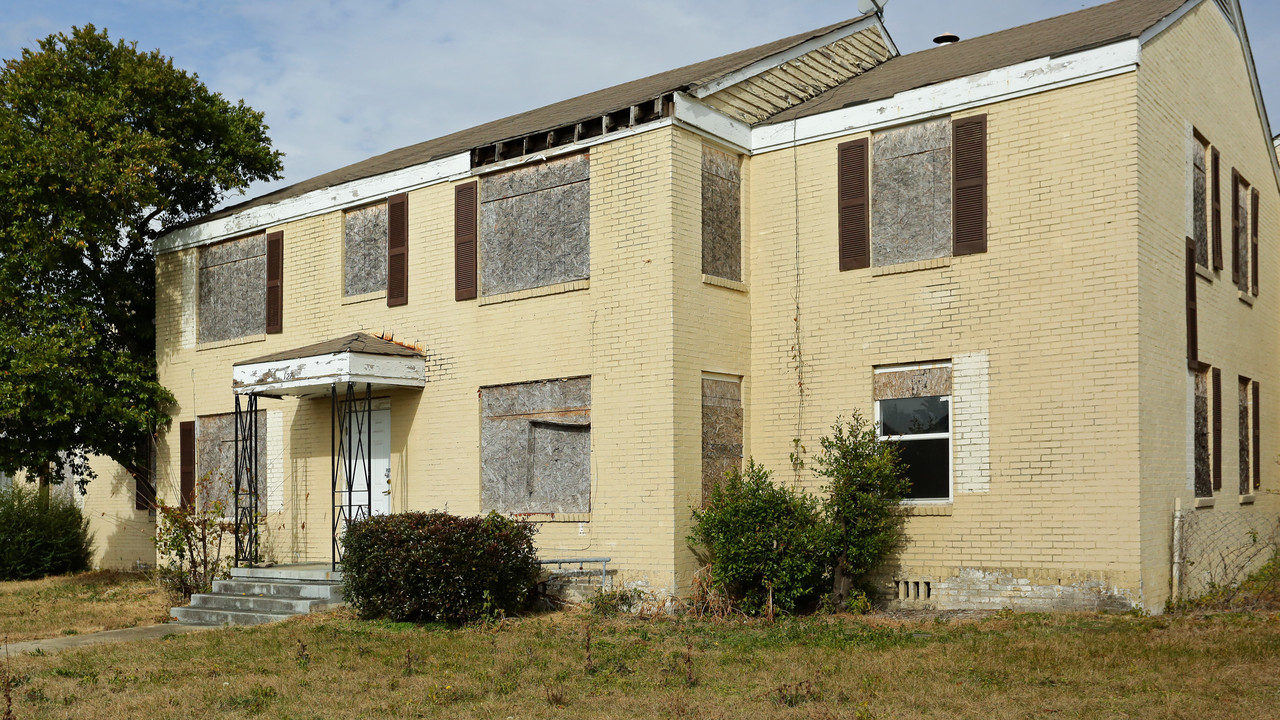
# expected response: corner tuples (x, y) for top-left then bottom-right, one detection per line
(170, 564), (345, 627)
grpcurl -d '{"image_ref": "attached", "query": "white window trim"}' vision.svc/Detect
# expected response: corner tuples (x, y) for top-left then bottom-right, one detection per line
(874, 363), (953, 504)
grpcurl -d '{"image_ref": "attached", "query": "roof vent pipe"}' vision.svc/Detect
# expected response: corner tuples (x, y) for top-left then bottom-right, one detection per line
(933, 32), (960, 45)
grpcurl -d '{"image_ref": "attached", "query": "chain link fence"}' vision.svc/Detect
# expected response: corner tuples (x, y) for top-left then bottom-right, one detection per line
(1174, 505), (1278, 608)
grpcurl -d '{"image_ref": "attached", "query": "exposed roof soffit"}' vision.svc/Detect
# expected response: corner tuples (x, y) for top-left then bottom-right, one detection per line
(688, 15), (892, 99)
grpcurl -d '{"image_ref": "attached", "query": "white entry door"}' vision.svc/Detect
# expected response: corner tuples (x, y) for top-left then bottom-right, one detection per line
(344, 408), (391, 516)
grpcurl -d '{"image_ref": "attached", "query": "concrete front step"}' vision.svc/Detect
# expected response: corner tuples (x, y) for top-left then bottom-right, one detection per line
(189, 593), (328, 615)
(171, 564), (346, 627)
(213, 579), (345, 601)
(170, 606), (297, 627)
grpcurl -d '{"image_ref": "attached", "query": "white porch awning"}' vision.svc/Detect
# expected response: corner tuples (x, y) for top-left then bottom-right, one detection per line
(232, 332), (426, 398)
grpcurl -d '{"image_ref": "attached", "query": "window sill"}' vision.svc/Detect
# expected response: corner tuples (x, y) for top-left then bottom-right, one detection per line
(901, 503), (953, 516)
(871, 256), (952, 277)
(1194, 497), (1215, 509)
(342, 290), (386, 305)
(479, 279), (589, 306)
(1195, 264), (1213, 281)
(505, 512), (590, 523)
(702, 274), (747, 292)
(196, 334), (267, 352)
(1238, 290), (1255, 306)
(1240, 494), (1256, 505)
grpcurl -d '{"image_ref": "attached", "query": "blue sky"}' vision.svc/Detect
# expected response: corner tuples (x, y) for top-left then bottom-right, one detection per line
(3, 0), (1278, 204)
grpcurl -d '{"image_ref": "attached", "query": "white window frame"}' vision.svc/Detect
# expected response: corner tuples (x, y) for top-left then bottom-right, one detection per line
(874, 362), (953, 504)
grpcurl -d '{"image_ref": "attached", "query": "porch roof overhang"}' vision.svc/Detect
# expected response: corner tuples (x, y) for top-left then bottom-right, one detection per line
(232, 332), (426, 398)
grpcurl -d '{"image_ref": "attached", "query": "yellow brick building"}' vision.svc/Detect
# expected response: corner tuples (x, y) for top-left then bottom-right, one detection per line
(153, 0), (1279, 611)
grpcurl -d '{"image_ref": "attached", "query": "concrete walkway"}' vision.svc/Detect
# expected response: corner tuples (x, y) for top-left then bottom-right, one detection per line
(3, 623), (218, 656)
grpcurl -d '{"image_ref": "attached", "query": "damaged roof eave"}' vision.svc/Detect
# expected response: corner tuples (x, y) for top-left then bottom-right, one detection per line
(232, 350), (426, 398)
(687, 13), (894, 99)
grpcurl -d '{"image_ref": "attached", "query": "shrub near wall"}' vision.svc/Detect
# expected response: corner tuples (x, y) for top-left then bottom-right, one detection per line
(341, 511), (541, 624)
(0, 482), (92, 580)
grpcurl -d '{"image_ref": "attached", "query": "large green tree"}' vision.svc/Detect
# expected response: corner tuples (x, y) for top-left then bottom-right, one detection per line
(0, 25), (282, 486)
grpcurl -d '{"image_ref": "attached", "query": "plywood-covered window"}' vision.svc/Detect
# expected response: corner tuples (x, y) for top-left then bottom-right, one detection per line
(479, 154), (589, 296)
(198, 233), (267, 343)
(1194, 367), (1211, 498)
(195, 412), (267, 515)
(1191, 131), (1210, 269)
(701, 375), (743, 504)
(702, 146), (742, 281)
(1233, 170), (1251, 293)
(343, 202), (388, 297)
(480, 377), (591, 514)
(840, 114), (986, 271)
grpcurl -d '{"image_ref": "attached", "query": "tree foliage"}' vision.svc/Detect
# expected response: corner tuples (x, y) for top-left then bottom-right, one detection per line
(0, 26), (283, 482)
(689, 460), (833, 615)
(812, 412), (909, 605)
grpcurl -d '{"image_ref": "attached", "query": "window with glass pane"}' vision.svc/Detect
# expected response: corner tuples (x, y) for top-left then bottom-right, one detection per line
(878, 395), (950, 500)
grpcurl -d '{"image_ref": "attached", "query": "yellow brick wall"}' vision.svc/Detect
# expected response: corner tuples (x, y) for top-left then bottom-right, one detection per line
(671, 129), (753, 583)
(747, 73), (1146, 607)
(1136, 1), (1280, 609)
(155, 128), (690, 589)
(83, 455), (156, 570)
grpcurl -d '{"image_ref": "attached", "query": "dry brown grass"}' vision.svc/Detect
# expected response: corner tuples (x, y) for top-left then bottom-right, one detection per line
(0, 571), (171, 644)
(2, 607), (1279, 718)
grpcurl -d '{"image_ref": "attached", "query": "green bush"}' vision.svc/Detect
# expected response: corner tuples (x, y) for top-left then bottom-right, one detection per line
(341, 511), (541, 624)
(0, 481), (93, 580)
(689, 460), (832, 614)
(813, 413), (909, 604)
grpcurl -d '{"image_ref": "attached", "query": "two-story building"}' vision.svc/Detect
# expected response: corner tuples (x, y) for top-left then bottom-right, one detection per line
(153, 0), (1279, 611)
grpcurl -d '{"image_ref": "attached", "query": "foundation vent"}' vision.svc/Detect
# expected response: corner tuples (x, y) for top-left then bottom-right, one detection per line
(894, 579), (932, 603)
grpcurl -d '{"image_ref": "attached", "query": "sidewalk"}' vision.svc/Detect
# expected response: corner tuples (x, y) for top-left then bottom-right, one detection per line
(4, 623), (218, 656)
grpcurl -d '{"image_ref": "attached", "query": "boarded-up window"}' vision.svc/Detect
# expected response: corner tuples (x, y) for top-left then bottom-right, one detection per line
(701, 376), (743, 504)
(198, 234), (266, 343)
(702, 146), (742, 281)
(871, 118), (952, 266)
(1234, 172), (1251, 292)
(1192, 133), (1209, 268)
(481, 377), (591, 514)
(1253, 381), (1261, 490)
(479, 154), (589, 296)
(1240, 376), (1252, 495)
(195, 412), (267, 515)
(344, 202), (388, 296)
(1194, 368), (1211, 498)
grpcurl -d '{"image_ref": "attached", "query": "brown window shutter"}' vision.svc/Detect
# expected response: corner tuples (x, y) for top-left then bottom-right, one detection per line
(1251, 188), (1259, 296)
(455, 182), (478, 301)
(1186, 236), (1198, 370)
(837, 138), (869, 271)
(1253, 381), (1261, 490)
(1212, 149), (1223, 271)
(1231, 170), (1241, 286)
(953, 114), (988, 256)
(265, 231), (283, 334)
(387, 193), (409, 307)
(179, 421), (195, 510)
(1212, 367), (1222, 492)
